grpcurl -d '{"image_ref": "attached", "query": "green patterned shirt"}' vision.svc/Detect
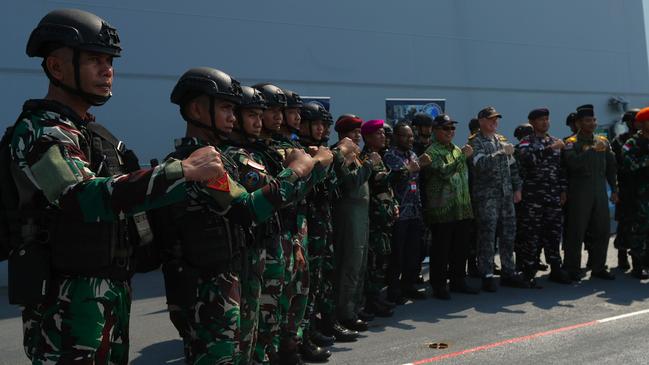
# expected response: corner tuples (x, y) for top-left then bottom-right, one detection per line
(423, 141), (473, 224)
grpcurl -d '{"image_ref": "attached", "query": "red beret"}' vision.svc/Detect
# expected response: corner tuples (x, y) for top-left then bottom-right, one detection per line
(361, 119), (385, 135)
(636, 107), (649, 123)
(335, 114), (363, 133)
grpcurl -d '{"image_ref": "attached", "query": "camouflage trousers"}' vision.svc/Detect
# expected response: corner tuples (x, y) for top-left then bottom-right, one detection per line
(364, 228), (391, 300)
(302, 235), (334, 332)
(169, 273), (241, 365)
(318, 252), (337, 318)
(475, 195), (517, 277)
(22, 276), (131, 365)
(239, 247), (266, 365)
(516, 199), (563, 273)
(254, 236), (285, 363)
(629, 201), (649, 267)
(280, 256), (309, 338)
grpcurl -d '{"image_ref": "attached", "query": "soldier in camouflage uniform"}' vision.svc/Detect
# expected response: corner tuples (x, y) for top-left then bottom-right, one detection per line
(621, 107), (649, 279)
(151, 68), (320, 365)
(562, 104), (618, 281)
(252, 84), (329, 364)
(308, 114), (363, 344)
(611, 109), (640, 271)
(469, 107), (526, 292)
(296, 101), (346, 360)
(8, 10), (233, 365)
(515, 108), (571, 285)
(360, 119), (399, 316)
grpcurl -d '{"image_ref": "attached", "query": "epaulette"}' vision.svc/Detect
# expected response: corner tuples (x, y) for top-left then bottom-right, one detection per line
(565, 135), (577, 143)
(597, 135), (609, 142)
(468, 133), (477, 141)
(496, 134), (508, 142)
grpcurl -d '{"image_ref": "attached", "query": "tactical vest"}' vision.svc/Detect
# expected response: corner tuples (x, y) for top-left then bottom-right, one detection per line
(13, 101), (152, 280)
(5, 100), (151, 304)
(47, 120), (146, 280)
(155, 144), (242, 276)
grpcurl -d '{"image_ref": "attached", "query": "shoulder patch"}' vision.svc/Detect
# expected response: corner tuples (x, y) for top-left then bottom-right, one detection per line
(622, 143), (632, 152)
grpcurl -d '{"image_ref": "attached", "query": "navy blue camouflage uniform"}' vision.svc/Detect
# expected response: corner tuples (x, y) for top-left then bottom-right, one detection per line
(515, 133), (567, 277)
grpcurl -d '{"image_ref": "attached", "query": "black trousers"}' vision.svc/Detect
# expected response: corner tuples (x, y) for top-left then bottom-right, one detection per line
(429, 219), (472, 289)
(387, 218), (423, 297)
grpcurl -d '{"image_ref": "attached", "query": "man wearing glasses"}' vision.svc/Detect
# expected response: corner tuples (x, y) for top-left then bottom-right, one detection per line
(469, 107), (526, 292)
(422, 114), (478, 299)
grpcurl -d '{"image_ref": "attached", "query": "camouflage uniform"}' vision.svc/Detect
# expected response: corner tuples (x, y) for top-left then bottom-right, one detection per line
(301, 162), (338, 333)
(622, 133), (649, 270)
(468, 132), (522, 278)
(223, 136), (284, 364)
(361, 148), (399, 304)
(152, 136), (304, 365)
(10, 100), (190, 364)
(254, 135), (324, 362)
(515, 133), (567, 276)
(611, 131), (636, 253)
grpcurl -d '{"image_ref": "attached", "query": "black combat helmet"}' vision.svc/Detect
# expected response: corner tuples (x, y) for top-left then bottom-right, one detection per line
(280, 88), (304, 134)
(26, 9), (122, 106)
(252, 83), (287, 108)
(171, 67), (243, 139)
(299, 102), (331, 143)
(282, 89), (304, 109)
(233, 86), (267, 140)
(238, 86), (267, 110)
(301, 101), (332, 124)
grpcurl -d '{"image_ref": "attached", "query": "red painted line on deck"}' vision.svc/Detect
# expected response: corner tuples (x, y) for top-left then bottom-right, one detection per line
(408, 320), (598, 364)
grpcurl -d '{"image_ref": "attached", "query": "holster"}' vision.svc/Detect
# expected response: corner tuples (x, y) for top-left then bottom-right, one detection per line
(162, 259), (199, 306)
(8, 241), (50, 305)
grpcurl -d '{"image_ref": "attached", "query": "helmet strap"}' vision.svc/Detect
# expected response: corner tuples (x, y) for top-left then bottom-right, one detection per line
(41, 49), (111, 106)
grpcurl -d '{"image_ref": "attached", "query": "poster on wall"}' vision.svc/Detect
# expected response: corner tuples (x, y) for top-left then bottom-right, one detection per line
(385, 98), (446, 126)
(301, 96), (331, 111)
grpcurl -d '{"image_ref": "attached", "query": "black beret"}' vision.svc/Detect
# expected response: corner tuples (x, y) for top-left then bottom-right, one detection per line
(528, 108), (550, 121)
(576, 104), (594, 118)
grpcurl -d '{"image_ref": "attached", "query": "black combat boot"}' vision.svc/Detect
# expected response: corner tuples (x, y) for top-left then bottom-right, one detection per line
(279, 335), (304, 365)
(319, 317), (359, 342)
(449, 278), (479, 294)
(500, 272), (531, 288)
(630, 256), (649, 279)
(300, 330), (332, 363)
(618, 249), (631, 271)
(548, 263), (572, 284)
(310, 328), (335, 347)
(481, 276), (498, 292)
(364, 299), (395, 318)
